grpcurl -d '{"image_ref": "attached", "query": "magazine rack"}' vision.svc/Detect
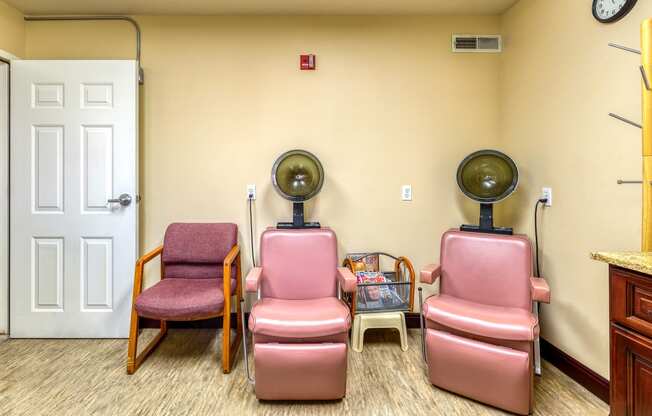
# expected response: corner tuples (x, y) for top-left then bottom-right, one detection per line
(341, 253), (415, 315)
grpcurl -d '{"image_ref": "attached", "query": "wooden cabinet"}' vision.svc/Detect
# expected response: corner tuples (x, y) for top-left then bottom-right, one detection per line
(610, 266), (652, 416)
(611, 267), (652, 339)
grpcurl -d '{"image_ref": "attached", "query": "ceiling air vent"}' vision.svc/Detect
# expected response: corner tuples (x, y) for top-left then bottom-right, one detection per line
(452, 35), (502, 53)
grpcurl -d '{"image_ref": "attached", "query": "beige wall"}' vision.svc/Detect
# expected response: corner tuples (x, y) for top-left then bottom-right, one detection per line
(25, 16), (502, 293)
(21, 6), (643, 378)
(500, 0), (652, 378)
(0, 0), (24, 56)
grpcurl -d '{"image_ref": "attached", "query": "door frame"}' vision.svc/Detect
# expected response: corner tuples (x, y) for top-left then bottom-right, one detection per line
(0, 49), (16, 335)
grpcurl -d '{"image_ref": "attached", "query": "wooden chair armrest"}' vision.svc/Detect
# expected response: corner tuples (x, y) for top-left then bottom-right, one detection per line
(133, 245), (163, 299)
(223, 245), (240, 268)
(222, 245), (240, 296)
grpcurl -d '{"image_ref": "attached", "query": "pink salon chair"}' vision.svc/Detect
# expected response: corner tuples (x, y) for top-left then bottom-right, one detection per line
(243, 227), (357, 400)
(419, 230), (550, 415)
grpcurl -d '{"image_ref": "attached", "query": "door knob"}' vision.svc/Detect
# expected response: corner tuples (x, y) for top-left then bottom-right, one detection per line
(107, 193), (132, 207)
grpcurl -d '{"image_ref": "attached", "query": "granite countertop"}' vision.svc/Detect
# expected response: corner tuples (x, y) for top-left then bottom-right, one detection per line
(591, 251), (652, 276)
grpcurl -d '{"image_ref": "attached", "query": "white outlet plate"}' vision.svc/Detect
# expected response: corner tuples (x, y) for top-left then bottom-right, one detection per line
(247, 184), (256, 200)
(541, 187), (552, 207)
(401, 185), (412, 201)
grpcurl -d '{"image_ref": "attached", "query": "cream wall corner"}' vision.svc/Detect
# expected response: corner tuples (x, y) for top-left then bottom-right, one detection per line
(499, 0), (652, 378)
(0, 0), (24, 57)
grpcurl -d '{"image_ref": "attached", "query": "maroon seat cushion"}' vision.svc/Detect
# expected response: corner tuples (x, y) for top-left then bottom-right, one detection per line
(135, 278), (235, 320)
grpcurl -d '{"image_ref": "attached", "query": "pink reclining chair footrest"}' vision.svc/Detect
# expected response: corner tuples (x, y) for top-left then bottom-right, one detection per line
(254, 343), (347, 400)
(426, 329), (531, 415)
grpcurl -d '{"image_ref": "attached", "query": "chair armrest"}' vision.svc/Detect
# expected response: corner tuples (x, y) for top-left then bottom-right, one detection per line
(420, 263), (441, 284)
(337, 267), (357, 293)
(530, 277), (551, 304)
(222, 245), (240, 295)
(133, 245), (163, 298)
(246, 267), (263, 293)
(223, 245), (240, 268)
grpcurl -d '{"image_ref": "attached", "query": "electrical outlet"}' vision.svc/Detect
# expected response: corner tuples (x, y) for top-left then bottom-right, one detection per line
(247, 184), (256, 200)
(401, 185), (412, 201)
(541, 187), (552, 207)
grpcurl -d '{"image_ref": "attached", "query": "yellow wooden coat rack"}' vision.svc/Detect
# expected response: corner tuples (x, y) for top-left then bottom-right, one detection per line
(614, 20), (652, 250)
(644, 19), (652, 250)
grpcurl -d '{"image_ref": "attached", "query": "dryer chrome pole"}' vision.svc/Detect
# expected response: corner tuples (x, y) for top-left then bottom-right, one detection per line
(418, 287), (426, 362)
(240, 298), (255, 384)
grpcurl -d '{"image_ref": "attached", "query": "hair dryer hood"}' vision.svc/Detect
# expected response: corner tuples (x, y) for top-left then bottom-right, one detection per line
(272, 149), (324, 202)
(456, 149), (519, 204)
(271, 149), (324, 229)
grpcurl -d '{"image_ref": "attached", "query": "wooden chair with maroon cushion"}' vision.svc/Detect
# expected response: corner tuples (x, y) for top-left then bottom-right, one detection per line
(127, 223), (242, 374)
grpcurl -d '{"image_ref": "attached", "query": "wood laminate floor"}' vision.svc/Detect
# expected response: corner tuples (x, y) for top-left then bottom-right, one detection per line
(0, 329), (608, 416)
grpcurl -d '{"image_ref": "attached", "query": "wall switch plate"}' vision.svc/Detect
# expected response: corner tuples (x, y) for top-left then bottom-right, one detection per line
(401, 185), (412, 201)
(247, 184), (256, 200)
(541, 187), (552, 207)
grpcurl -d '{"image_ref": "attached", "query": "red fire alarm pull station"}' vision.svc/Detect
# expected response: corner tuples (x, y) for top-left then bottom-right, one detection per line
(300, 54), (316, 70)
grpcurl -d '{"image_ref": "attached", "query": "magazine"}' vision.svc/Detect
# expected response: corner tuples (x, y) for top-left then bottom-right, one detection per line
(355, 271), (404, 310)
(346, 253), (379, 273)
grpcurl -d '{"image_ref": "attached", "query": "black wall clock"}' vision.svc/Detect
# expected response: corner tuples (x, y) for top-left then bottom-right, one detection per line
(593, 0), (638, 23)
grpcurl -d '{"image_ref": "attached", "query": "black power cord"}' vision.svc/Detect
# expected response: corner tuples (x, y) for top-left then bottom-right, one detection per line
(248, 197), (256, 267)
(534, 198), (548, 278)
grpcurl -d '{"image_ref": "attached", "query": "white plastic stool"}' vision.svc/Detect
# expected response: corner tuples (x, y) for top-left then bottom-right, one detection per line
(351, 311), (408, 352)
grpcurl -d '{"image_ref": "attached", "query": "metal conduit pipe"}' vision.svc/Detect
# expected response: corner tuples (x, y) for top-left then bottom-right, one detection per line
(24, 15), (144, 84)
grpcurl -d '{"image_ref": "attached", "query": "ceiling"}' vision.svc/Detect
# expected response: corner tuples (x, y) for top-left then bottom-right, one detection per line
(6, 0), (520, 16)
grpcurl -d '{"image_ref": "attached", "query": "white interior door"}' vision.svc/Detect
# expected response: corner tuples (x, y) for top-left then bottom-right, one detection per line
(10, 60), (138, 338)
